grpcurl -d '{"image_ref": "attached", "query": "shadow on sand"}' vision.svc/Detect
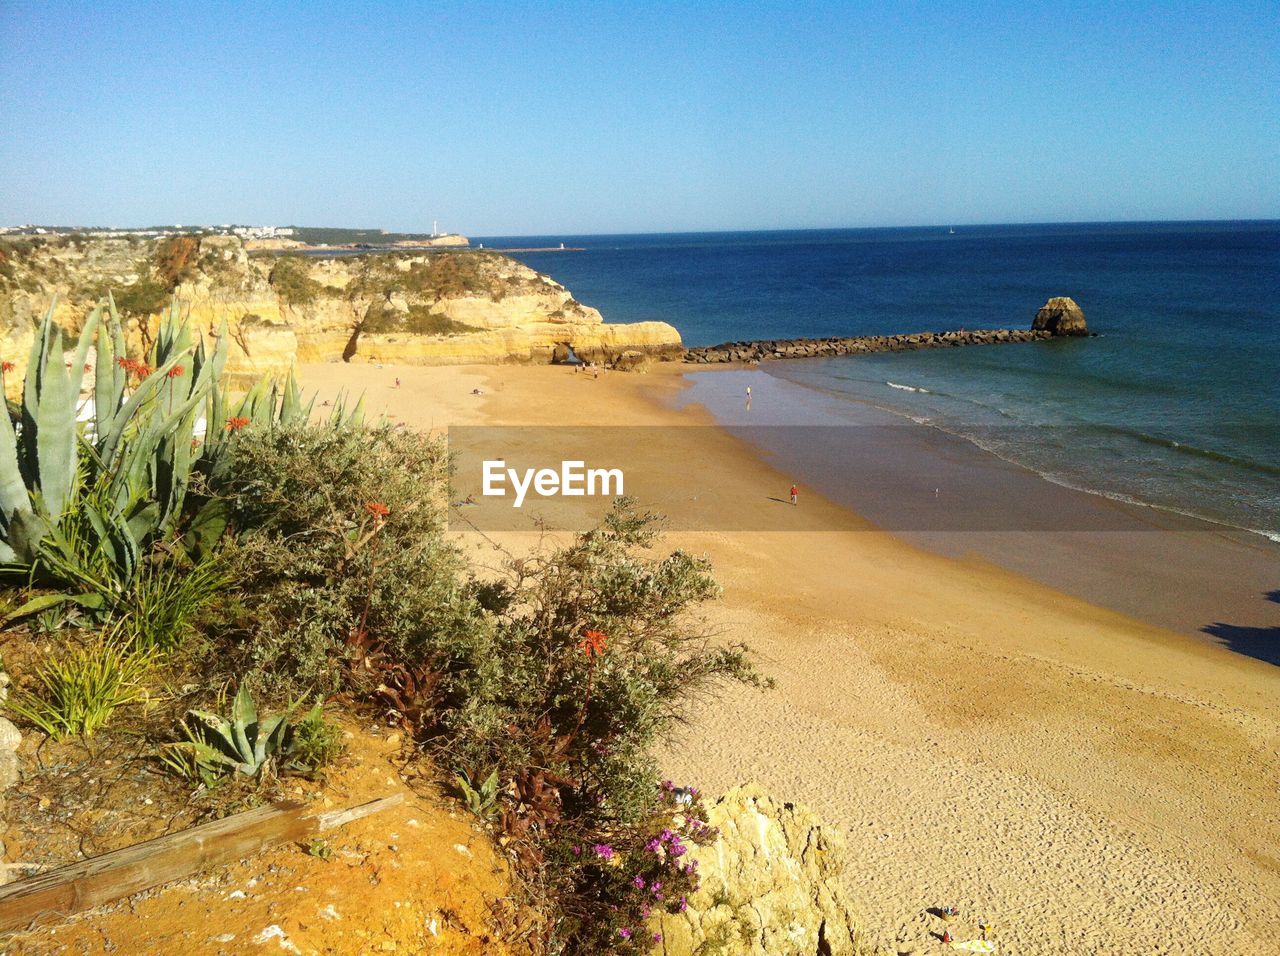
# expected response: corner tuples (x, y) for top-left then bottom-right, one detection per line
(1201, 590), (1280, 666)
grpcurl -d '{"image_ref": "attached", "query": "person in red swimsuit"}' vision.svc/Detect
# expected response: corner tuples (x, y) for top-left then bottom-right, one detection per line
(790, 483), (798, 506)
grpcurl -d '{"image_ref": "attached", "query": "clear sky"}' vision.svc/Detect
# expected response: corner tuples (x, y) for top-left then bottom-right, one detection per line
(1, 1), (1276, 235)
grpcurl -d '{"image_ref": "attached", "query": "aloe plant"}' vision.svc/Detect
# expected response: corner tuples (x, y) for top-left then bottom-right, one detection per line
(163, 685), (323, 784)
(455, 768), (501, 820)
(0, 298), (363, 617)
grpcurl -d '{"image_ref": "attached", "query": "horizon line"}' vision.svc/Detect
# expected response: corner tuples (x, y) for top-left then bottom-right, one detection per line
(5, 216), (1278, 239)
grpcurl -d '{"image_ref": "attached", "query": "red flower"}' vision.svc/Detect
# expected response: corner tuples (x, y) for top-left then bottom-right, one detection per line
(1, 361), (14, 374)
(84, 363), (93, 373)
(116, 357), (152, 378)
(365, 501), (391, 523)
(225, 416), (251, 431)
(166, 365), (184, 378)
(578, 629), (608, 658)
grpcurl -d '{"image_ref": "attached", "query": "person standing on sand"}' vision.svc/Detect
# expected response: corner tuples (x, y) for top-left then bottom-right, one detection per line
(790, 483), (798, 506)
(746, 385), (752, 410)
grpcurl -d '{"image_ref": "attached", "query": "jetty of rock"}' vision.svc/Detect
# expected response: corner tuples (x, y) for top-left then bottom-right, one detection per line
(683, 327), (1053, 364)
(683, 296), (1088, 364)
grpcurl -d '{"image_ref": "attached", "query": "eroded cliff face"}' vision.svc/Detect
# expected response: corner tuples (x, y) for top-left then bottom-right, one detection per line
(0, 234), (681, 385)
(652, 785), (878, 956)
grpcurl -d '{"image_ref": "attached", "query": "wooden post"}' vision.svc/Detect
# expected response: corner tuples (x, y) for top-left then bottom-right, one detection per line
(0, 792), (404, 934)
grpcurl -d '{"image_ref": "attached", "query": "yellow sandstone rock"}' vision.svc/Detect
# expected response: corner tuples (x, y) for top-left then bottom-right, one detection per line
(0, 234), (682, 393)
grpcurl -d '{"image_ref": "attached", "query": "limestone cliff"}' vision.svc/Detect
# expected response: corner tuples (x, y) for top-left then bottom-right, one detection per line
(653, 784), (879, 956)
(0, 234), (681, 385)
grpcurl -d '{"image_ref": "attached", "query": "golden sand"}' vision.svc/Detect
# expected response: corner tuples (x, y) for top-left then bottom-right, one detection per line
(303, 360), (1280, 954)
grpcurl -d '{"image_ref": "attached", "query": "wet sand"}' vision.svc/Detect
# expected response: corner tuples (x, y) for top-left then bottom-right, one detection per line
(678, 366), (1280, 660)
(305, 360), (1280, 954)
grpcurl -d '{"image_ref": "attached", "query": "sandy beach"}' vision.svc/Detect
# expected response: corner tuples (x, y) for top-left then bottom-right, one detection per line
(305, 359), (1280, 955)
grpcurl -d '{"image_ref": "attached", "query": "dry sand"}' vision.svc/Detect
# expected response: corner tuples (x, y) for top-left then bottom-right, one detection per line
(304, 360), (1280, 955)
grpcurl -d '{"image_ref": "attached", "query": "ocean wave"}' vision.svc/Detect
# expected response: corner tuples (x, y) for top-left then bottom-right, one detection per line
(750, 364), (1280, 545)
(1086, 424), (1280, 478)
(885, 381), (929, 393)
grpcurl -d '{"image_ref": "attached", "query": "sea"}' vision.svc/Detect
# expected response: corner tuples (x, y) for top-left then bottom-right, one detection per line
(481, 222), (1280, 544)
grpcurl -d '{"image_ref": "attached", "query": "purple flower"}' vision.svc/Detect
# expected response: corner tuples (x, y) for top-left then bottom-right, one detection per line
(646, 837), (661, 853)
(653, 932), (663, 942)
(633, 875), (646, 889)
(659, 829), (673, 842)
(593, 844), (615, 860)
(641, 904), (651, 918)
(571, 845), (582, 856)
(661, 780), (674, 791)
(678, 896), (688, 912)
(618, 927), (632, 939)
(651, 881), (663, 893)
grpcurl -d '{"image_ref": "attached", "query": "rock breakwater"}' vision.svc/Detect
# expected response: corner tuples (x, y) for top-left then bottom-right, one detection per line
(683, 327), (1053, 364)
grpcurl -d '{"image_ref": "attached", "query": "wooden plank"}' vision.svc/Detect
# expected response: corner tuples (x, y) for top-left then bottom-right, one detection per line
(0, 793), (403, 934)
(315, 792), (404, 831)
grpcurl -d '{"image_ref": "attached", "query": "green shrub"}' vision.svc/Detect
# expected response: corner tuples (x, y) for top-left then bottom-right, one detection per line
(269, 256), (324, 306)
(7, 631), (150, 739)
(290, 704), (345, 770)
(404, 305), (478, 336)
(401, 253), (491, 300)
(360, 301), (478, 336)
(204, 423), (768, 953)
(120, 554), (233, 652)
(208, 422), (476, 702)
(109, 277), (170, 317)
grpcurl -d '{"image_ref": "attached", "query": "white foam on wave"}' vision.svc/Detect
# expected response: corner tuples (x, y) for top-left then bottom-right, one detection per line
(885, 381), (928, 393)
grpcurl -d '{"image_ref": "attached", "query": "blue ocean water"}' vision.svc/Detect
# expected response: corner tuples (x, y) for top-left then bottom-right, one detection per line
(481, 223), (1280, 539)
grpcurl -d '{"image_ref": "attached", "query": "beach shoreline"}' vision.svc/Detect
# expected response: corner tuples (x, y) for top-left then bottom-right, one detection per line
(303, 359), (1280, 954)
(673, 362), (1280, 659)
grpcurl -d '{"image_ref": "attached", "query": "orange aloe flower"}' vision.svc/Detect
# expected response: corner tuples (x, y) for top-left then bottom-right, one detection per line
(225, 416), (251, 431)
(166, 365), (184, 378)
(578, 629), (608, 658)
(1, 361), (14, 374)
(365, 501), (391, 523)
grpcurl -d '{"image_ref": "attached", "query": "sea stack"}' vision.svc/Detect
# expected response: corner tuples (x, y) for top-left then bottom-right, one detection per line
(1032, 296), (1088, 336)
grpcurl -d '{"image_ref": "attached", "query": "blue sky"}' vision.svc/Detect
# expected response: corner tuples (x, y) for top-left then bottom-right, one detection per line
(1, 1), (1276, 235)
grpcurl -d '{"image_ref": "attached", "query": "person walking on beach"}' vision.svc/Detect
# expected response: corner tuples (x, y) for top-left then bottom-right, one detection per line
(790, 483), (798, 506)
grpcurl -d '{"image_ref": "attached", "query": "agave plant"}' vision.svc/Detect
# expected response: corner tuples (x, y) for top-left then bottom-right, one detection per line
(0, 299), (224, 575)
(163, 685), (323, 785)
(0, 297), (364, 618)
(455, 768), (501, 820)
